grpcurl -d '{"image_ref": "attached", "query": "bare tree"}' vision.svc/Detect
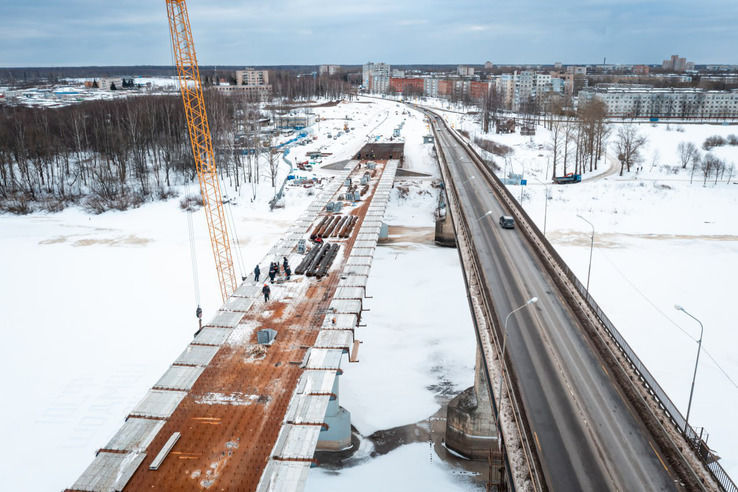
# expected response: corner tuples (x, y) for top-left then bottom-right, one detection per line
(677, 141), (699, 169)
(549, 118), (564, 179)
(267, 148), (280, 188)
(690, 152), (701, 184)
(614, 125), (648, 175)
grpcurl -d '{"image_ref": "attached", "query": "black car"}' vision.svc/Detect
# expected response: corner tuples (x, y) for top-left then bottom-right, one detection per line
(499, 215), (515, 229)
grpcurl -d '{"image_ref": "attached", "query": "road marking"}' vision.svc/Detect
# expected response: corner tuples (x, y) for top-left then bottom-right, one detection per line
(649, 440), (669, 472)
(534, 431), (542, 452)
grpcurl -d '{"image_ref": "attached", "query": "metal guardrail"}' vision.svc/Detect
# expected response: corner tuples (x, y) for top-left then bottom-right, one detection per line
(428, 112), (543, 492)
(447, 127), (737, 492)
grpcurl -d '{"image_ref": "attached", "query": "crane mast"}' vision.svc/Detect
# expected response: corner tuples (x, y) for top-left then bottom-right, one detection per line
(165, 0), (237, 301)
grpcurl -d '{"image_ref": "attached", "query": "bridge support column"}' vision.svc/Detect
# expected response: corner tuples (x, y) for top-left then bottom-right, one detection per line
(435, 212), (456, 247)
(445, 347), (498, 459)
(316, 370), (352, 452)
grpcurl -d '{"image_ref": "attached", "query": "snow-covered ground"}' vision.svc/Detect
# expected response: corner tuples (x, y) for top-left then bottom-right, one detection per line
(308, 443), (478, 492)
(3, 90), (736, 488)
(307, 102), (482, 490)
(0, 97), (461, 490)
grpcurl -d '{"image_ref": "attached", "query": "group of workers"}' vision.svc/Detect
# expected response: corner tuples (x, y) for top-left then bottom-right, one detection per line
(255, 257), (292, 303)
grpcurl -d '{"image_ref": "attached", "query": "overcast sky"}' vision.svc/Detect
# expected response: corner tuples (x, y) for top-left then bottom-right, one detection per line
(1, 0), (737, 67)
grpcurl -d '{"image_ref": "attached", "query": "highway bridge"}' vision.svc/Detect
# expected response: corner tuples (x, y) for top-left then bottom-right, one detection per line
(423, 106), (734, 492)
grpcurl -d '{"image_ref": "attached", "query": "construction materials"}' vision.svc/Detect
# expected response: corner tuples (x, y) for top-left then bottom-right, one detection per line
(149, 432), (181, 471)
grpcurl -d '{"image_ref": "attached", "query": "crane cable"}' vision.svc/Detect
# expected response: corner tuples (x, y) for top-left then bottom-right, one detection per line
(187, 210), (202, 309)
(168, 23), (203, 324)
(223, 188), (247, 281)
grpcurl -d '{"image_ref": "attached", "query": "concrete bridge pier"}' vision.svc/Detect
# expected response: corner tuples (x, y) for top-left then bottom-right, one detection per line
(316, 370), (352, 452)
(435, 212), (456, 247)
(445, 348), (498, 459)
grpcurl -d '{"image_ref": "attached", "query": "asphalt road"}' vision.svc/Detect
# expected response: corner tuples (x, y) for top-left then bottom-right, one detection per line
(432, 115), (679, 492)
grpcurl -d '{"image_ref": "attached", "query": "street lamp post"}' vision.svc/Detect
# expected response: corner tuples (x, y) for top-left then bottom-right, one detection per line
(577, 214), (595, 301)
(476, 210), (493, 222)
(497, 297), (539, 414)
(674, 305), (704, 436)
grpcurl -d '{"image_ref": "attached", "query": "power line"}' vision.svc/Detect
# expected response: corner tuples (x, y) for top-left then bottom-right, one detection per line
(598, 249), (738, 392)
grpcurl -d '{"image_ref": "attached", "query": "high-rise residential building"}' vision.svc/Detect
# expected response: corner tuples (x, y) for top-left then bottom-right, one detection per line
(319, 65), (340, 75)
(458, 65), (475, 77)
(362, 62), (391, 92)
(494, 71), (561, 110)
(662, 55), (692, 72)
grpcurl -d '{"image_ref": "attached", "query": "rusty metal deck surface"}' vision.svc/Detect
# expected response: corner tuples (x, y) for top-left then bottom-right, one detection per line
(68, 161), (395, 492)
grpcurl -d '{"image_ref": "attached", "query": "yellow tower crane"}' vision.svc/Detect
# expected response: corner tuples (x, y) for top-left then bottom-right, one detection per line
(165, 0), (237, 302)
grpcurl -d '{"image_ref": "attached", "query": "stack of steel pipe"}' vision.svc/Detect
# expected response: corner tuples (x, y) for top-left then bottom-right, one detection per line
(339, 215), (359, 238)
(331, 216), (348, 237)
(310, 216), (330, 240)
(322, 216), (340, 237)
(304, 243), (331, 277)
(314, 243), (341, 278)
(295, 243), (322, 275)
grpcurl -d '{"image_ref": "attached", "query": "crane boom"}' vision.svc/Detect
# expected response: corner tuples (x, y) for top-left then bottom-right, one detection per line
(165, 0), (237, 302)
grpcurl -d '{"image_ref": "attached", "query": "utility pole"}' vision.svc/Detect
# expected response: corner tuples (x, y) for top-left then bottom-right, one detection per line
(674, 305), (704, 436)
(577, 214), (595, 301)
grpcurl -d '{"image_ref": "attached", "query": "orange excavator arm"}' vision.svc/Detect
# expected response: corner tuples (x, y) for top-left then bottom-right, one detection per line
(165, 0), (237, 301)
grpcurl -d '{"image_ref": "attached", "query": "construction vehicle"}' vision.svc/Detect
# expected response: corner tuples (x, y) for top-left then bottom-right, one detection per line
(553, 173), (582, 184)
(166, 0), (237, 301)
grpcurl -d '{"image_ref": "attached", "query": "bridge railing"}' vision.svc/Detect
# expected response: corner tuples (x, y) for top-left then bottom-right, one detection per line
(451, 130), (737, 492)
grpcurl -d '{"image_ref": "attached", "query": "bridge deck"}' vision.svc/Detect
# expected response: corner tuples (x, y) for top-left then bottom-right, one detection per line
(68, 160), (397, 492)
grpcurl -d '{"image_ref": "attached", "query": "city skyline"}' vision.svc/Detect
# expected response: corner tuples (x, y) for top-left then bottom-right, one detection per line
(1, 0), (738, 67)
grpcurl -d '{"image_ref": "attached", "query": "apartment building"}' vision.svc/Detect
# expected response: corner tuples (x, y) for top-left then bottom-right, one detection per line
(579, 86), (738, 118)
(236, 68), (269, 86)
(319, 65), (340, 75)
(458, 65), (475, 77)
(362, 62), (391, 90)
(495, 71), (561, 110)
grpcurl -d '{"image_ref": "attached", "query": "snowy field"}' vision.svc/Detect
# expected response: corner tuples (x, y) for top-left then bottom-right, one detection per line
(2, 91), (736, 489)
(0, 97), (480, 490)
(307, 101), (482, 490)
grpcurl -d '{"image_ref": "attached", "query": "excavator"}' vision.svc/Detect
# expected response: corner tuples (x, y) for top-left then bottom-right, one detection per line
(165, 0), (237, 302)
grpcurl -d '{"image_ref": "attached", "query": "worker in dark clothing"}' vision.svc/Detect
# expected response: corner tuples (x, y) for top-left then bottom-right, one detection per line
(269, 263), (277, 283)
(254, 264), (260, 282)
(283, 256), (289, 270)
(195, 305), (203, 333)
(285, 265), (292, 280)
(262, 284), (271, 302)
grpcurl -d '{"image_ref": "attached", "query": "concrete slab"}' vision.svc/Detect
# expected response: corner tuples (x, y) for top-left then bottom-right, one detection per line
(205, 310), (243, 328)
(70, 451), (146, 492)
(193, 327), (233, 346)
(104, 418), (165, 452)
(130, 390), (187, 419)
(154, 365), (205, 391)
(174, 344), (219, 366)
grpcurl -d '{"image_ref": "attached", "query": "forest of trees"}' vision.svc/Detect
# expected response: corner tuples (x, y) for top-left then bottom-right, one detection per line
(0, 67), (361, 214)
(540, 97), (610, 178)
(0, 90), (295, 213)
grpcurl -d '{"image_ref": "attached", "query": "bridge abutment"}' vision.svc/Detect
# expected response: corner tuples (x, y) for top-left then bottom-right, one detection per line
(445, 348), (498, 459)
